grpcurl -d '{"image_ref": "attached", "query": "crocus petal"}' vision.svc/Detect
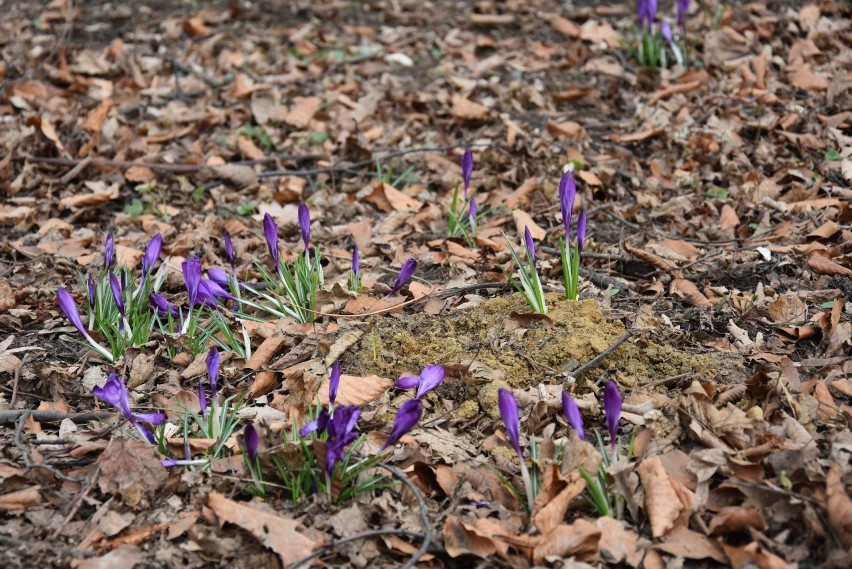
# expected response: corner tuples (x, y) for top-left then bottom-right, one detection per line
(104, 231), (115, 267)
(352, 246), (359, 277)
(524, 226), (536, 264)
(131, 411), (167, 426)
(87, 275), (96, 311)
(415, 365), (445, 399)
(395, 376), (419, 390)
(469, 197), (477, 235)
(299, 420), (319, 437)
(149, 293), (179, 317)
(498, 388), (523, 461)
(207, 267), (230, 288)
(381, 399), (423, 450)
(677, 0), (689, 27)
(461, 148), (474, 195)
(263, 213), (280, 269)
(200, 279), (236, 303)
(207, 347), (220, 395)
(646, 0), (657, 29)
(223, 230), (236, 270)
(92, 372), (125, 410)
(660, 20), (673, 42)
(243, 421), (258, 462)
(328, 360), (341, 408)
(298, 202), (311, 253)
(561, 392), (585, 441)
(559, 170), (577, 237)
(181, 256), (202, 307)
(134, 422), (156, 444)
(603, 380), (622, 450)
(109, 273), (125, 317)
(637, 0), (647, 26)
(576, 208), (588, 253)
(141, 233), (163, 275)
(162, 459), (178, 467)
(386, 258), (416, 297)
(57, 288), (88, 338)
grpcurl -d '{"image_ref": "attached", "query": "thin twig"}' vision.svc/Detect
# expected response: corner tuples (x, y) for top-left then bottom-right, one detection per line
(49, 465), (101, 540)
(289, 463), (433, 569)
(559, 329), (636, 386)
(14, 411), (83, 482)
(0, 409), (110, 425)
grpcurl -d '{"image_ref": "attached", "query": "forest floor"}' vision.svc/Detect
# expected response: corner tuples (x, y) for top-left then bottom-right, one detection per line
(1, 0), (851, 567)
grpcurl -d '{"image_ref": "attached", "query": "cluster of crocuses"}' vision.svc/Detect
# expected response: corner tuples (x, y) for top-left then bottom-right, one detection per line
(559, 170), (587, 301)
(235, 361), (437, 501)
(58, 231), (166, 363)
(498, 380), (623, 514)
(447, 148), (482, 247)
(635, 0), (690, 68)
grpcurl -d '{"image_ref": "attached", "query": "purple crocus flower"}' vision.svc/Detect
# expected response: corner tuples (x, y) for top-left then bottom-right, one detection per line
(637, 0), (647, 27)
(57, 288), (113, 361)
(243, 421), (258, 462)
(141, 233), (163, 275)
(223, 230), (236, 271)
(87, 275), (96, 311)
(677, 0), (689, 27)
(469, 197), (477, 236)
(646, 0), (657, 29)
(352, 246), (359, 277)
(328, 360), (341, 408)
(561, 392), (585, 441)
(104, 231), (115, 267)
(577, 208), (588, 253)
(199, 278), (236, 306)
(461, 148), (474, 196)
(92, 372), (166, 443)
(381, 399), (423, 450)
(182, 256), (203, 307)
(263, 213), (280, 270)
(109, 273), (125, 318)
(325, 405), (360, 473)
(395, 365), (445, 399)
(661, 20), (673, 43)
(559, 170), (577, 238)
(524, 226), (536, 265)
(207, 347), (220, 396)
(149, 292), (180, 318)
(498, 388), (523, 461)
(603, 380), (622, 456)
(386, 258), (416, 297)
(298, 202), (311, 253)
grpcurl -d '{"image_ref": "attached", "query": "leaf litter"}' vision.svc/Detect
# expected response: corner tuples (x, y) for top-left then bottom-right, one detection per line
(1, 0), (851, 568)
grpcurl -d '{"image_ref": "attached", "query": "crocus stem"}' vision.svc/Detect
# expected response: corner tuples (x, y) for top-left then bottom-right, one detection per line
(519, 460), (535, 512)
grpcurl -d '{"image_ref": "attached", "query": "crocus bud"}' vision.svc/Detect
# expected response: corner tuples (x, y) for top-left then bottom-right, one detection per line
(603, 380), (622, 454)
(328, 360), (340, 408)
(298, 202), (311, 253)
(243, 422), (258, 462)
(109, 273), (125, 318)
(561, 392), (585, 441)
(677, 0), (689, 28)
(104, 232), (115, 267)
(386, 258), (416, 297)
(524, 226), (536, 265)
(87, 275), (96, 311)
(223, 230), (236, 270)
(207, 347), (220, 396)
(559, 170), (577, 238)
(141, 233), (163, 275)
(469, 197), (477, 236)
(498, 388), (523, 461)
(263, 213), (280, 270)
(577, 208), (588, 253)
(461, 148), (474, 196)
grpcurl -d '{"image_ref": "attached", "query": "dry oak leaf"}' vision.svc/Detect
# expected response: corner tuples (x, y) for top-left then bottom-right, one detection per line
(533, 519), (601, 564)
(317, 374), (392, 407)
(443, 517), (500, 558)
(596, 517), (643, 567)
(653, 526), (728, 564)
(97, 439), (167, 501)
(551, 15), (580, 37)
(284, 96), (321, 128)
(450, 94), (490, 122)
(638, 455), (683, 538)
(808, 253), (852, 277)
(208, 492), (318, 565)
(670, 278), (713, 308)
(0, 485), (41, 511)
(827, 462), (852, 549)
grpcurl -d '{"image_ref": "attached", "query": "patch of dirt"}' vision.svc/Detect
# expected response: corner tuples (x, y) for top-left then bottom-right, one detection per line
(351, 294), (748, 401)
